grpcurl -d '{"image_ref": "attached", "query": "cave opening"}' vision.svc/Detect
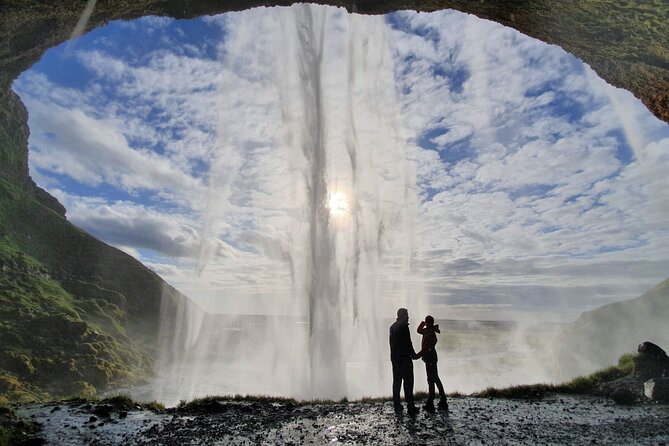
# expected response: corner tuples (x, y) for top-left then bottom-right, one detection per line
(7, 3), (669, 402)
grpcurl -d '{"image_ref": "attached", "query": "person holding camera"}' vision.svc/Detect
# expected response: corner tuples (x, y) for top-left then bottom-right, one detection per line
(416, 315), (448, 412)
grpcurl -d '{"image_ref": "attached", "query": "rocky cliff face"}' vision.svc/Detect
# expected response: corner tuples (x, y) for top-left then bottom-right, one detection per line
(0, 177), (193, 401)
(0, 144), (198, 400)
(0, 88), (65, 216)
(0, 89), (28, 187)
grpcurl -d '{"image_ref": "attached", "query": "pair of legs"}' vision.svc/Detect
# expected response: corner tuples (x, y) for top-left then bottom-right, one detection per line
(425, 361), (447, 410)
(392, 360), (417, 412)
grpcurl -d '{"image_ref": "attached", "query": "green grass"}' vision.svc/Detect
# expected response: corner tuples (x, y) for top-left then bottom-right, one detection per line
(174, 356), (638, 410)
(0, 176), (170, 322)
(474, 353), (636, 399)
(0, 250), (151, 401)
(0, 179), (154, 402)
(0, 176), (191, 405)
(7, 350), (635, 417)
(175, 391), (463, 409)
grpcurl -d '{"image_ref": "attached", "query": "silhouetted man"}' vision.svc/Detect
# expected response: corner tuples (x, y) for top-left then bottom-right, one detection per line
(389, 307), (419, 415)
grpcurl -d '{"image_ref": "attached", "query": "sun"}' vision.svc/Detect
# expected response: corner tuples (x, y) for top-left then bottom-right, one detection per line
(327, 191), (349, 217)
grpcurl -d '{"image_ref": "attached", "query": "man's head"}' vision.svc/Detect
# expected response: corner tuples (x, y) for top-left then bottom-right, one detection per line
(425, 315), (434, 327)
(397, 308), (409, 323)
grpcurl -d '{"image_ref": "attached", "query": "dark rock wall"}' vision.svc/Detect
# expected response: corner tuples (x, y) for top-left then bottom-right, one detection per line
(0, 88), (65, 215)
(0, 88), (29, 188)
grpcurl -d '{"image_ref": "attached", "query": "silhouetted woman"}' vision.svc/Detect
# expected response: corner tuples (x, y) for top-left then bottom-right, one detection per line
(417, 315), (448, 412)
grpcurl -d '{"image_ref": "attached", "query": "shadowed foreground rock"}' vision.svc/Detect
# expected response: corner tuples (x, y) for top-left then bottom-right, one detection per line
(17, 396), (669, 445)
(645, 379), (669, 403)
(636, 341), (669, 380)
(638, 342), (669, 403)
(599, 341), (669, 405)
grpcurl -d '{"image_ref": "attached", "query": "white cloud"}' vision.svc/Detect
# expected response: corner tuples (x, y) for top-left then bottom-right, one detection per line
(13, 6), (669, 320)
(388, 9), (669, 314)
(24, 98), (204, 195)
(55, 193), (203, 258)
(116, 245), (141, 259)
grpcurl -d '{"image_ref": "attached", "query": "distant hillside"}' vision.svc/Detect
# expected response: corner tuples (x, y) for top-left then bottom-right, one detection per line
(0, 177), (189, 402)
(554, 278), (669, 380)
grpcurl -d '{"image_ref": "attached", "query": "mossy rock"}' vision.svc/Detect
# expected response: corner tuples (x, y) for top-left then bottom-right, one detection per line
(61, 279), (127, 308)
(79, 343), (99, 355)
(3, 390), (37, 404)
(33, 359), (83, 385)
(0, 375), (21, 394)
(110, 369), (135, 385)
(64, 381), (97, 399)
(79, 364), (112, 389)
(28, 315), (87, 338)
(0, 353), (33, 376)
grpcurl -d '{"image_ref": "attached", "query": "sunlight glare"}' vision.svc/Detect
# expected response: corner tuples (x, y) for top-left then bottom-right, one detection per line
(327, 190), (349, 217)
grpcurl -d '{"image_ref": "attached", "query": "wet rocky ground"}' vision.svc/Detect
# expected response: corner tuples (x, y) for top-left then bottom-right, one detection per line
(16, 395), (669, 445)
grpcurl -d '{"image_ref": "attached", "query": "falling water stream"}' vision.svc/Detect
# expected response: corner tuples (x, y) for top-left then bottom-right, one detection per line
(150, 4), (422, 403)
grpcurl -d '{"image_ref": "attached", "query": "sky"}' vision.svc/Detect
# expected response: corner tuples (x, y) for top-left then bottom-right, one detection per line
(13, 5), (669, 322)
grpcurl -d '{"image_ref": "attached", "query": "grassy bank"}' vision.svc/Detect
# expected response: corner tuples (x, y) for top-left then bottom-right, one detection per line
(0, 178), (153, 402)
(172, 354), (638, 409)
(474, 353), (636, 399)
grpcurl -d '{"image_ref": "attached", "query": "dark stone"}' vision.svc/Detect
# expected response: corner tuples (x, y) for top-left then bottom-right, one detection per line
(180, 399), (228, 415)
(638, 341), (667, 358)
(89, 416), (97, 423)
(610, 388), (637, 405)
(635, 342), (669, 380)
(93, 405), (114, 418)
(118, 410), (128, 419)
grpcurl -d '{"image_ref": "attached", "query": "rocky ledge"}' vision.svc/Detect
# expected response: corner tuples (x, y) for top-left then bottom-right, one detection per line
(11, 394), (669, 446)
(601, 341), (669, 405)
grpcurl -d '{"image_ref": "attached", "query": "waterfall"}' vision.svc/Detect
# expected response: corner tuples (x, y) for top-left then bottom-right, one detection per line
(150, 4), (420, 404)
